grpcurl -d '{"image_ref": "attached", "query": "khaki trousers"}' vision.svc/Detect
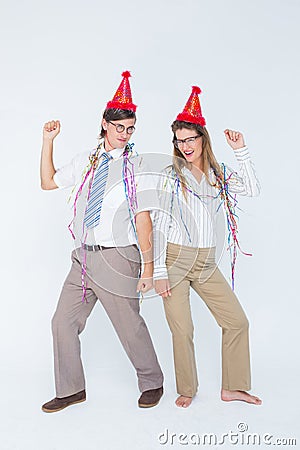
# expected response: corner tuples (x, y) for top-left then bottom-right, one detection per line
(52, 246), (163, 397)
(164, 242), (251, 397)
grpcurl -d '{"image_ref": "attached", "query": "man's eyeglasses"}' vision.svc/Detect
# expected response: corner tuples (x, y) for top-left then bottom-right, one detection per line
(173, 134), (202, 149)
(108, 121), (135, 135)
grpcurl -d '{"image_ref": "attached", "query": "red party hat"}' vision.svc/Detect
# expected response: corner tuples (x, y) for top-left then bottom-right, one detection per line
(176, 86), (206, 126)
(106, 71), (137, 112)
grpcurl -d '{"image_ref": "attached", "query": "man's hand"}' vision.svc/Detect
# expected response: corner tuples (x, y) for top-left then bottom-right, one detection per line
(155, 278), (171, 299)
(224, 129), (245, 150)
(40, 120), (60, 190)
(43, 120), (61, 141)
(137, 272), (153, 294)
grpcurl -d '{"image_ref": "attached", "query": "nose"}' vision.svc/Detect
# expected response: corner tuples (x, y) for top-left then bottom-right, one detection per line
(119, 131), (127, 139)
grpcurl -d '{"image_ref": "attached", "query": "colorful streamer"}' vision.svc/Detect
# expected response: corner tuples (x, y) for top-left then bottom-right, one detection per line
(165, 164), (252, 290)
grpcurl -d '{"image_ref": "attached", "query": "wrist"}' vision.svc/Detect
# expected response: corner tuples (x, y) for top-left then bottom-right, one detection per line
(142, 262), (153, 276)
(43, 137), (55, 146)
(232, 144), (246, 151)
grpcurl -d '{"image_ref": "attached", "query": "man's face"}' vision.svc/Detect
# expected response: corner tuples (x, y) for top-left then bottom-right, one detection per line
(102, 117), (136, 150)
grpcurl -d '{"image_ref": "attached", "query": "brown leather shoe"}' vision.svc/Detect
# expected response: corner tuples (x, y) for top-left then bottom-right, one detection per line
(42, 389), (86, 413)
(138, 386), (163, 408)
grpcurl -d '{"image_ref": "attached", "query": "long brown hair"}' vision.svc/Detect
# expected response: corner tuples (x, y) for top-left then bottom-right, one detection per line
(171, 120), (222, 199)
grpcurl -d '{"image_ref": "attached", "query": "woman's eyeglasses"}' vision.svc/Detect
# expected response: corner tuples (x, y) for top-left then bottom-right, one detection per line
(173, 135), (202, 149)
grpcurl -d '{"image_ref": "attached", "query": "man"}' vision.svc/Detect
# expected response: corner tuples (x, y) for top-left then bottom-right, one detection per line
(40, 71), (164, 412)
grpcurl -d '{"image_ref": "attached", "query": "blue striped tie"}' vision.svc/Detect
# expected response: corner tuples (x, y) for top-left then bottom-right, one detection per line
(84, 152), (112, 228)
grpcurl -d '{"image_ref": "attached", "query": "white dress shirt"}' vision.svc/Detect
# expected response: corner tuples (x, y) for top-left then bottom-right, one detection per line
(153, 146), (260, 279)
(53, 142), (159, 247)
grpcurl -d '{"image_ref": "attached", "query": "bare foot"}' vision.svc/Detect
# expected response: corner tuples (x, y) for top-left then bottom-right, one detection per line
(221, 389), (262, 405)
(175, 395), (193, 408)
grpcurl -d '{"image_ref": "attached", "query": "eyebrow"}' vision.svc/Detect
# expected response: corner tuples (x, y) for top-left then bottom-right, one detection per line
(175, 135), (199, 140)
(113, 122), (135, 126)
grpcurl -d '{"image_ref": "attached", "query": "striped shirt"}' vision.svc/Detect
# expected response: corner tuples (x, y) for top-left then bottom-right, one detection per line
(153, 146), (260, 280)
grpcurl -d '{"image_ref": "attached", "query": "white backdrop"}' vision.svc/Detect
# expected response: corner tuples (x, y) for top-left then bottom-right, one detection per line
(1, 0), (299, 449)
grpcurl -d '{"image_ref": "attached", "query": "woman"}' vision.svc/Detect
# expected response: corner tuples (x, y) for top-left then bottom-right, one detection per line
(153, 86), (262, 408)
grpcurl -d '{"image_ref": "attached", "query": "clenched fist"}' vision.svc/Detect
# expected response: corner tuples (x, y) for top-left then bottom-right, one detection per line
(43, 120), (61, 141)
(224, 129), (245, 150)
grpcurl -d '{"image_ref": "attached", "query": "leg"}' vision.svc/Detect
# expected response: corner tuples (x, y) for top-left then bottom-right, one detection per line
(52, 250), (97, 397)
(99, 292), (163, 392)
(191, 262), (250, 391)
(90, 246), (163, 393)
(164, 278), (198, 398)
(191, 251), (261, 404)
(164, 244), (199, 403)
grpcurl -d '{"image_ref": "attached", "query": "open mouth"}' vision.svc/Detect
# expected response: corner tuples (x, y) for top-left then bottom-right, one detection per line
(184, 150), (194, 157)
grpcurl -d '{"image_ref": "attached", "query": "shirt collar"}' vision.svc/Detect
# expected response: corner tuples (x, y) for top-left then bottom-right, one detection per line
(98, 139), (126, 160)
(181, 165), (215, 185)
(182, 165), (214, 177)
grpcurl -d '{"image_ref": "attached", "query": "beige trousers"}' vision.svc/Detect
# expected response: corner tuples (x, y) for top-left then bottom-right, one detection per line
(164, 242), (251, 397)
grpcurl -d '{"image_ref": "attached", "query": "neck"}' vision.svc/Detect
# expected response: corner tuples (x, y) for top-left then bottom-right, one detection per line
(103, 136), (115, 152)
(186, 159), (203, 173)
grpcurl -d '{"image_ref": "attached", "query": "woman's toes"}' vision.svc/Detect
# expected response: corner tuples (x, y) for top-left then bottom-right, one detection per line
(175, 395), (192, 407)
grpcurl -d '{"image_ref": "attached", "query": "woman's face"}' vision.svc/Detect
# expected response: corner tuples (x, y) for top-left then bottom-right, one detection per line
(174, 127), (203, 168)
(102, 117), (136, 150)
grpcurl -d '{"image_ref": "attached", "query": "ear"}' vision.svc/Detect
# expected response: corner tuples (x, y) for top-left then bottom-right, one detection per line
(102, 118), (107, 131)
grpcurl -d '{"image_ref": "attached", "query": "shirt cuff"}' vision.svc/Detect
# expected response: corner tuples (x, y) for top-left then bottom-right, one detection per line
(153, 265), (168, 280)
(233, 146), (250, 162)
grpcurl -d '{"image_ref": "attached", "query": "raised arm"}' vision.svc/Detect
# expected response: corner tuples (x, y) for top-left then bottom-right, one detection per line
(223, 129), (260, 196)
(40, 120), (61, 190)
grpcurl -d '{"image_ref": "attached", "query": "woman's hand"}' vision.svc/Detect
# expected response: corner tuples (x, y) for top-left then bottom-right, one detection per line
(43, 120), (61, 141)
(224, 129), (245, 150)
(155, 279), (171, 299)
